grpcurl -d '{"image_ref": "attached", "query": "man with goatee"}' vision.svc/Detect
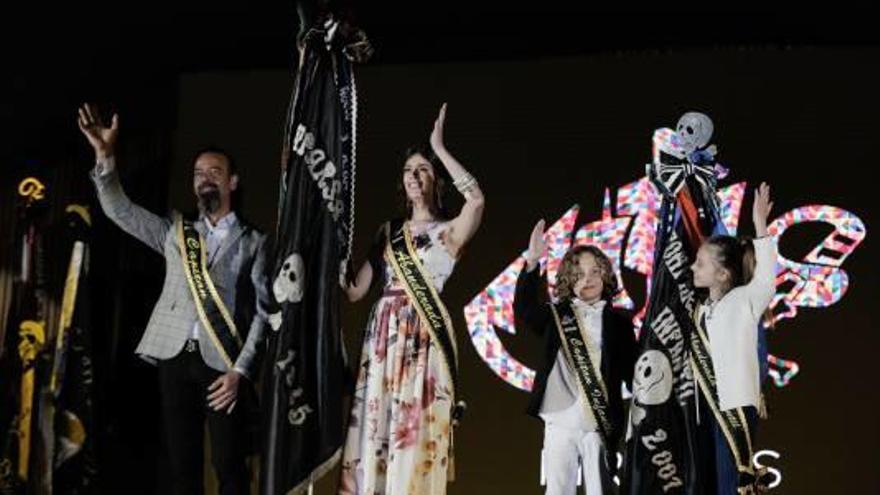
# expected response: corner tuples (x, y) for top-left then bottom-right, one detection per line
(78, 103), (270, 495)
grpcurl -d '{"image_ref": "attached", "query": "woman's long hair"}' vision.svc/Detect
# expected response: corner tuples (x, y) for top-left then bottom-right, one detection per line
(396, 144), (450, 221)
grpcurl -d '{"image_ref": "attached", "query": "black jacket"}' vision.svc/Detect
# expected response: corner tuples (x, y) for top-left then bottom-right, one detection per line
(514, 265), (637, 446)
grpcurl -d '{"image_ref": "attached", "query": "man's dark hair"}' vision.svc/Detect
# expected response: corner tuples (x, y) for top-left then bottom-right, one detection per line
(192, 145), (238, 176)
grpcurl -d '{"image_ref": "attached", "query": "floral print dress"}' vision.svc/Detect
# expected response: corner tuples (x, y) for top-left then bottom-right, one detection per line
(339, 221), (457, 495)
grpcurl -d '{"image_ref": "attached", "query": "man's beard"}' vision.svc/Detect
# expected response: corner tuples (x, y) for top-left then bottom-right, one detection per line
(197, 186), (221, 215)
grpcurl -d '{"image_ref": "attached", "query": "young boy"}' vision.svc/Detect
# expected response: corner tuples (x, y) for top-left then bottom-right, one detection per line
(515, 220), (637, 495)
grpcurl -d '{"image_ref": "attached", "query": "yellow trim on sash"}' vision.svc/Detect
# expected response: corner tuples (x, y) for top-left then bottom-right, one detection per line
(198, 236), (243, 346)
(691, 305), (754, 473)
(176, 219), (237, 369)
(384, 221), (458, 388)
(571, 303), (609, 400)
(549, 303), (612, 436)
(384, 221), (462, 480)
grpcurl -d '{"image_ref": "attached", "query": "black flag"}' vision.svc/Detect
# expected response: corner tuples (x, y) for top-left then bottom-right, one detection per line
(260, 5), (370, 495)
(624, 128), (725, 494)
(50, 206), (98, 494)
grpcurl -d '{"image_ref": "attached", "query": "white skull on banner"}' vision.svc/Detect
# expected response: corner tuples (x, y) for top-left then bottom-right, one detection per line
(268, 311), (283, 332)
(632, 350), (673, 406)
(273, 253), (304, 304)
(676, 112), (714, 154)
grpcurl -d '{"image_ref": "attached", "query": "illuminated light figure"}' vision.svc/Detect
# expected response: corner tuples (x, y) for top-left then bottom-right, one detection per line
(464, 182), (865, 392)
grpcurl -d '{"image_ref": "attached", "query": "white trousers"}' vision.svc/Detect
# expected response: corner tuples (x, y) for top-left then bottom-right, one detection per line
(543, 423), (610, 495)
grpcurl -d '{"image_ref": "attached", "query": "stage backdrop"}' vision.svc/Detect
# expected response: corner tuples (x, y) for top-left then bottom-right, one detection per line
(168, 46), (878, 494)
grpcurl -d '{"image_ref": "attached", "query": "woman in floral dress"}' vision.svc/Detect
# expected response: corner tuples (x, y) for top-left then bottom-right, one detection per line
(338, 104), (485, 495)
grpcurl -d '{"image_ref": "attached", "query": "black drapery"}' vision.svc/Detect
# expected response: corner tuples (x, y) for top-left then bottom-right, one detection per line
(260, 5), (370, 494)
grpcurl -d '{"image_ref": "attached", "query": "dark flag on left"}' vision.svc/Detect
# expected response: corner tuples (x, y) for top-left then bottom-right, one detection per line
(1, 176), (98, 494)
(0, 175), (51, 494)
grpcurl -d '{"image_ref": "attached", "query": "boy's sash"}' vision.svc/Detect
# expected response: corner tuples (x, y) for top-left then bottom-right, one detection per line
(550, 301), (615, 447)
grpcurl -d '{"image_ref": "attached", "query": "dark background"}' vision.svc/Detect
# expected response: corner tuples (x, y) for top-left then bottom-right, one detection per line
(4, 4), (878, 494)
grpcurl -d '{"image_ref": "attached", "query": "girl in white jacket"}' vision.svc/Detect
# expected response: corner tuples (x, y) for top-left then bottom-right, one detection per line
(690, 182), (777, 495)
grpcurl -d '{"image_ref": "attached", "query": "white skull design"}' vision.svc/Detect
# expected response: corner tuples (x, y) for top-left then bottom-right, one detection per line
(632, 350), (673, 406)
(273, 253), (304, 304)
(268, 311), (283, 332)
(675, 112), (714, 153)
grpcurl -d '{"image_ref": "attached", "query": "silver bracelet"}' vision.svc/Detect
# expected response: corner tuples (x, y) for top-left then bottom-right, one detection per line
(453, 173), (478, 194)
(456, 179), (477, 195)
(452, 172), (474, 188)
